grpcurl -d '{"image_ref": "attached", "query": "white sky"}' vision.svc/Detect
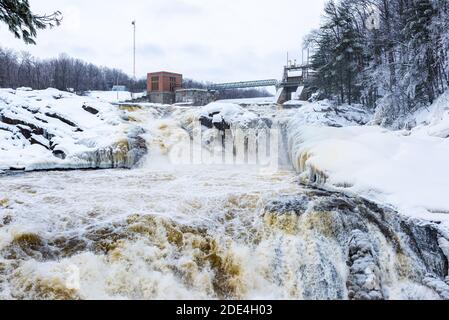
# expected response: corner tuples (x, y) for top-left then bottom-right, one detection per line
(0, 0), (325, 83)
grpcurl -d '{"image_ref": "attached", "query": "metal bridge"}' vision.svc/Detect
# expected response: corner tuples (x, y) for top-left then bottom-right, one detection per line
(205, 64), (315, 103)
(207, 79), (279, 91)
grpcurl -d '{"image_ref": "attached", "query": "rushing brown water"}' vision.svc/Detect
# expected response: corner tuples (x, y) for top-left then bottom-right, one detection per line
(1, 164), (447, 300)
(0, 165), (306, 299)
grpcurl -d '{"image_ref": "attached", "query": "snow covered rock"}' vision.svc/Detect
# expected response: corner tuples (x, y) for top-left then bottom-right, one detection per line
(423, 275), (449, 299)
(346, 230), (383, 300)
(198, 102), (261, 130)
(171, 102), (275, 153)
(283, 100), (306, 108)
(263, 189), (449, 300)
(412, 90), (449, 139)
(288, 100), (371, 128)
(0, 88), (147, 171)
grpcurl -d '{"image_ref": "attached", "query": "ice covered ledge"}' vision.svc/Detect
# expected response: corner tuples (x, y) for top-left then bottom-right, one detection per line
(287, 97), (449, 229)
(0, 88), (147, 172)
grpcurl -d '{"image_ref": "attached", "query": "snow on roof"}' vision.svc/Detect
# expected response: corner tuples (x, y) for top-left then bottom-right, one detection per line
(112, 85), (127, 91)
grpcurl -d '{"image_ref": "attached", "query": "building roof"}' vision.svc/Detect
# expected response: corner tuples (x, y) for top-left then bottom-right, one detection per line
(112, 85), (127, 91)
(176, 88), (209, 93)
(148, 71), (182, 76)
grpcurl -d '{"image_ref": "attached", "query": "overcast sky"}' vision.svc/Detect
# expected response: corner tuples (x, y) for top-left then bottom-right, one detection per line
(0, 0), (325, 83)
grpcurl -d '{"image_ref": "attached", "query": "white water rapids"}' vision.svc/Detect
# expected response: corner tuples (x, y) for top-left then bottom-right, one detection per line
(0, 105), (447, 300)
(0, 165), (309, 299)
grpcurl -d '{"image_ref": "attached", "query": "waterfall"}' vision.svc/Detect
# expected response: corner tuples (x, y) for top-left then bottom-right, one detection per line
(1, 103), (448, 300)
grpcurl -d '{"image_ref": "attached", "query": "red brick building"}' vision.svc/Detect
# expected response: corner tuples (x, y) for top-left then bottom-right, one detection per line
(147, 71), (183, 93)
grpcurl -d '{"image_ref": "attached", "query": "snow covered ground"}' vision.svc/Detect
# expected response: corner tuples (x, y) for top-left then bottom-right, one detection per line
(0, 88), (147, 171)
(287, 97), (449, 228)
(283, 100), (307, 107)
(215, 97), (275, 105)
(86, 91), (147, 104)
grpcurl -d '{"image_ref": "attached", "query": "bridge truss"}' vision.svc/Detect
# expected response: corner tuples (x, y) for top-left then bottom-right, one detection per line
(207, 79), (279, 91)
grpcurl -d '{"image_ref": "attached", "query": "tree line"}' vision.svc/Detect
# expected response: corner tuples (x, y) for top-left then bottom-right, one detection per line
(0, 1), (148, 92)
(0, 46), (147, 92)
(307, 0), (449, 126)
(0, 46), (271, 99)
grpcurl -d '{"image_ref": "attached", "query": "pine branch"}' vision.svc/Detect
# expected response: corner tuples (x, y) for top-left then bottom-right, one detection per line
(0, 0), (62, 44)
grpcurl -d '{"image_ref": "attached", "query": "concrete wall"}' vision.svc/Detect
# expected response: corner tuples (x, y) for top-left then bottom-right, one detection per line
(148, 91), (175, 105)
(175, 89), (217, 106)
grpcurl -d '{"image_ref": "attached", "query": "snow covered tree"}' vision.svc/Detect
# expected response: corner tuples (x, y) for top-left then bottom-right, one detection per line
(0, 0), (61, 44)
(307, 0), (449, 126)
(403, 0), (436, 104)
(311, 0), (366, 105)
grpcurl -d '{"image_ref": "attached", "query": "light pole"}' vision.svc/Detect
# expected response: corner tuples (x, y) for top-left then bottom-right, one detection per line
(131, 20), (136, 99)
(132, 20), (136, 79)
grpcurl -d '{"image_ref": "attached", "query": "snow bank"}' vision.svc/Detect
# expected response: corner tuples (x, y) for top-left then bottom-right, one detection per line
(283, 100), (306, 108)
(0, 88), (146, 171)
(216, 97), (275, 105)
(287, 100), (371, 127)
(412, 91), (449, 139)
(287, 99), (449, 228)
(87, 91), (147, 103)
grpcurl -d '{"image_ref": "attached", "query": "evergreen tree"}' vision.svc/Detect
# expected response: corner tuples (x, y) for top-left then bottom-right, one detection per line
(307, 0), (449, 126)
(0, 0), (61, 44)
(403, 0), (437, 104)
(312, 0), (366, 105)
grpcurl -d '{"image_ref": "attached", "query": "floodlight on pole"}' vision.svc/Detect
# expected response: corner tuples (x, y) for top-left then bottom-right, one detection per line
(131, 20), (136, 99)
(132, 20), (136, 80)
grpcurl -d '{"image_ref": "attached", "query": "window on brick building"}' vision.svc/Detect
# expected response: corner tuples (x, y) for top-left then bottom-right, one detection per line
(169, 76), (177, 92)
(151, 76), (159, 91)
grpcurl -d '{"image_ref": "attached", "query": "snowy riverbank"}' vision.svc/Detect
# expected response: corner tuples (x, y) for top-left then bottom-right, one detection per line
(184, 97), (449, 230)
(2, 88), (449, 230)
(0, 88), (147, 171)
(287, 95), (449, 229)
(1, 91), (449, 300)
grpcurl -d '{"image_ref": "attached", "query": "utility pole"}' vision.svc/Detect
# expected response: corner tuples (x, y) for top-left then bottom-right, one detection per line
(116, 74), (119, 101)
